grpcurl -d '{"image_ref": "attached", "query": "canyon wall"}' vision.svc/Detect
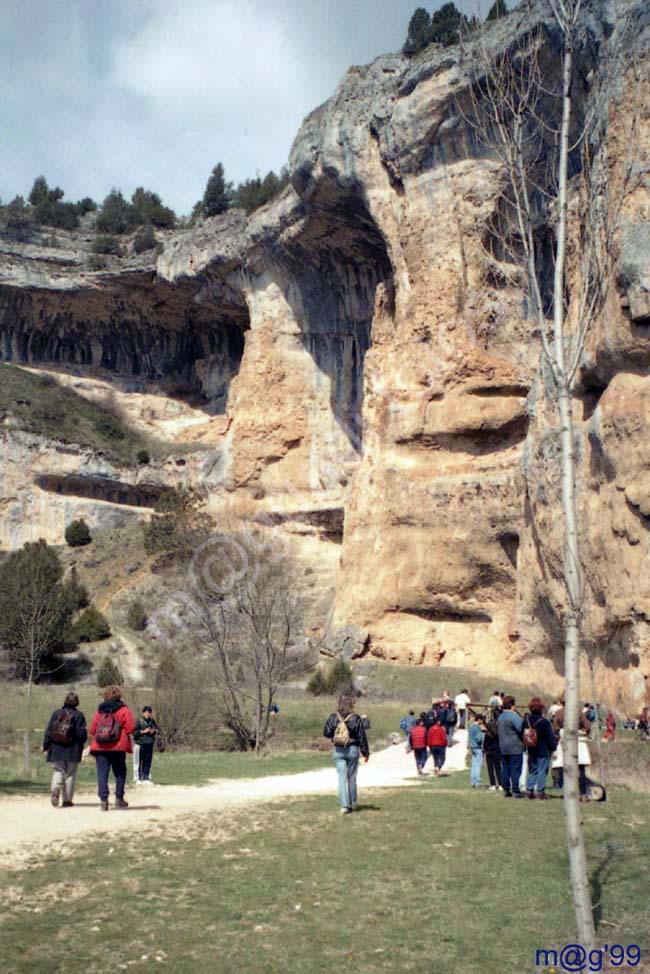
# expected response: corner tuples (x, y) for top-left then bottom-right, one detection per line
(1, 0), (649, 701)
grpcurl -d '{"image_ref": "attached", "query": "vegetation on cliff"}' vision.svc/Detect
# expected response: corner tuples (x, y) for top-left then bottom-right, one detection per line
(0, 363), (167, 464)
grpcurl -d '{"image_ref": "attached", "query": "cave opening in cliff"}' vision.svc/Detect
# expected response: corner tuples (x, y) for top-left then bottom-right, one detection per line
(287, 179), (394, 456)
(0, 281), (249, 416)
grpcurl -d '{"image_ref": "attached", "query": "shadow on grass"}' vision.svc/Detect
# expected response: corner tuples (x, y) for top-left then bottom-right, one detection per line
(353, 804), (382, 813)
(591, 842), (617, 932)
(0, 779), (50, 796)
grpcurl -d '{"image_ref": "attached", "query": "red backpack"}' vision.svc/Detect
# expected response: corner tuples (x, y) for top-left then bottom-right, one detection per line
(94, 710), (121, 744)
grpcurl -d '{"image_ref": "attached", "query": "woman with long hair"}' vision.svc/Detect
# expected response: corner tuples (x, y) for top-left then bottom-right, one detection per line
(323, 690), (369, 814)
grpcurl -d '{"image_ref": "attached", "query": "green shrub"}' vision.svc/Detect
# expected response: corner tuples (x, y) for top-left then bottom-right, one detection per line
(96, 189), (137, 234)
(130, 188), (175, 229)
(133, 226), (158, 254)
(66, 566), (89, 610)
(87, 254), (106, 271)
(65, 519), (92, 547)
(127, 599), (148, 632)
(93, 414), (126, 441)
(2, 196), (34, 241)
(136, 448), (151, 465)
(75, 605), (111, 643)
(96, 654), (123, 687)
(307, 658), (354, 695)
(91, 234), (123, 256)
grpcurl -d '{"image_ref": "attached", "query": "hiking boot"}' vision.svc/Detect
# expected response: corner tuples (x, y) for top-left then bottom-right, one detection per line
(503, 791), (512, 798)
(340, 807), (351, 815)
(51, 790), (60, 808)
(100, 800), (109, 811)
(115, 797), (129, 810)
(527, 791), (535, 800)
(62, 801), (73, 808)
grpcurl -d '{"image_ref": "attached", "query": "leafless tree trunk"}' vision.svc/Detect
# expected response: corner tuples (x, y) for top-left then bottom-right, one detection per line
(170, 531), (314, 752)
(461, 0), (641, 945)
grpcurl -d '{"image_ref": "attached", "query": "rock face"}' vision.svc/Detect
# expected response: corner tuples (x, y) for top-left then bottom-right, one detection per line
(1, 1), (649, 703)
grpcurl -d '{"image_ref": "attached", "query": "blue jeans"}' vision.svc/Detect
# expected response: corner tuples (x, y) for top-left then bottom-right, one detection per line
(430, 746), (446, 770)
(413, 748), (428, 772)
(446, 726), (455, 747)
(333, 745), (359, 809)
(526, 753), (550, 794)
(501, 753), (524, 795)
(95, 751), (127, 800)
(470, 748), (483, 786)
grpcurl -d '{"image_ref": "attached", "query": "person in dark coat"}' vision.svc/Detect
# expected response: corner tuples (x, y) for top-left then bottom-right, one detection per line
(482, 717), (502, 790)
(497, 696), (525, 798)
(524, 698), (558, 799)
(133, 705), (159, 785)
(43, 692), (87, 808)
(323, 691), (369, 814)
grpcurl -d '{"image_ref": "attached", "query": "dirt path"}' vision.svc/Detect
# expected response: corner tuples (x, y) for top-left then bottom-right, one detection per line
(0, 733), (468, 867)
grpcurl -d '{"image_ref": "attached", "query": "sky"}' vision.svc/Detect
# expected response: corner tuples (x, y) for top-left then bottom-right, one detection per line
(1, 0), (490, 216)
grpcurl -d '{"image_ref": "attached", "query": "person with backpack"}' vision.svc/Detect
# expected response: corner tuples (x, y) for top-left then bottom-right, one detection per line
(43, 692), (87, 808)
(400, 710), (417, 752)
(523, 698), (558, 800)
(425, 700), (439, 730)
(89, 685), (136, 811)
(427, 717), (448, 775)
(323, 691), (369, 814)
(497, 696), (525, 798)
(443, 702), (457, 747)
(134, 705), (159, 785)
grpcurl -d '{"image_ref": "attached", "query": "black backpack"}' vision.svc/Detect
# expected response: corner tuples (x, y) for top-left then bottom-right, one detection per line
(50, 709), (75, 746)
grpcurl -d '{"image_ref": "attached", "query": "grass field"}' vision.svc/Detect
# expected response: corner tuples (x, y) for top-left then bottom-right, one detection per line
(1, 778), (649, 974)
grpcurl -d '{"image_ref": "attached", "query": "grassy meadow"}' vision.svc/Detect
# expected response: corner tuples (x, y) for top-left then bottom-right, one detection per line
(1, 777), (649, 974)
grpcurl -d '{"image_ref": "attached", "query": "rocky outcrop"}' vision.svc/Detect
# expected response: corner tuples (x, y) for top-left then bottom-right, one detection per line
(1, 1), (649, 704)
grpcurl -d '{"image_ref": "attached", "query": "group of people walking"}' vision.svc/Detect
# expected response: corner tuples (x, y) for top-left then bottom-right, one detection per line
(400, 689), (598, 800)
(43, 686), (159, 810)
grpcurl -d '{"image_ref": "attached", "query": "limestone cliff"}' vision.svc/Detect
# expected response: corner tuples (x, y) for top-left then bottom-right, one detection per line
(1, 1), (649, 704)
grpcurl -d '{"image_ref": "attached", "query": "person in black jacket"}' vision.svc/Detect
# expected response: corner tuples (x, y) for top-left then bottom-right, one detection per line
(524, 698), (558, 800)
(133, 706), (159, 785)
(482, 717), (502, 790)
(43, 692), (87, 808)
(323, 690), (369, 814)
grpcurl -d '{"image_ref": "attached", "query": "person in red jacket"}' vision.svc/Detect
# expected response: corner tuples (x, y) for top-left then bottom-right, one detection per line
(603, 711), (617, 742)
(409, 717), (428, 775)
(89, 685), (136, 811)
(427, 717), (448, 775)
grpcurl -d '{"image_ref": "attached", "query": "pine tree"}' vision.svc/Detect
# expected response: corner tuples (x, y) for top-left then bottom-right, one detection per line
(201, 163), (231, 217)
(486, 0), (508, 21)
(403, 8), (431, 55)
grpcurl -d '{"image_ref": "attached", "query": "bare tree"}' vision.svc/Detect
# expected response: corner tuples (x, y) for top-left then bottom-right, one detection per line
(158, 529), (315, 753)
(461, 0), (642, 946)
